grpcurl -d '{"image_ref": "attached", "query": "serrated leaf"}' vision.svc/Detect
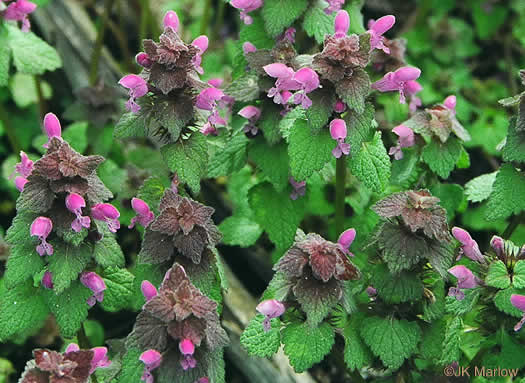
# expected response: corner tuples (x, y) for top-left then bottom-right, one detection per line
(262, 0), (308, 37)
(349, 131), (391, 193)
(305, 88), (336, 133)
(0, 26), (10, 87)
(429, 183), (464, 220)
(161, 133), (208, 194)
(262, 272), (294, 301)
(371, 264), (423, 304)
(445, 288), (480, 316)
(48, 242), (92, 294)
(335, 68), (370, 115)
(289, 119), (333, 181)
(137, 177), (168, 215)
(513, 260), (525, 288)
(100, 267), (135, 312)
(302, 0), (336, 44)
(258, 102), (283, 145)
(423, 279), (446, 322)
(97, 159), (127, 195)
(422, 138), (462, 178)
(219, 216), (262, 247)
(279, 107), (306, 141)
(440, 316), (462, 365)
(45, 281), (91, 338)
(485, 260), (511, 289)
(249, 182), (306, 250)
(486, 164), (525, 221)
(62, 122), (88, 154)
(240, 314), (281, 358)
(249, 139), (289, 191)
(345, 102), (375, 154)
(208, 133), (248, 178)
(465, 172), (497, 203)
(343, 315), (372, 371)
(225, 73), (260, 102)
(114, 112), (146, 139)
(294, 277), (342, 326)
(419, 320), (446, 363)
(503, 118), (525, 164)
(6, 25), (62, 74)
(4, 213), (45, 288)
(360, 316), (421, 370)
(282, 322), (335, 373)
(494, 287), (525, 318)
(115, 348), (144, 383)
(0, 281), (49, 342)
(93, 235), (125, 268)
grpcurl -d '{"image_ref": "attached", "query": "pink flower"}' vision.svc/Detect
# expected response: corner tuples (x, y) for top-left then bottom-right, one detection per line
(367, 15), (395, 53)
(140, 350), (162, 383)
(14, 151), (33, 178)
(119, 74), (148, 113)
(405, 80), (423, 112)
(129, 198), (155, 229)
(371, 66), (422, 104)
(163, 10), (179, 32)
(141, 280), (158, 301)
(366, 286), (377, 297)
(80, 272), (106, 307)
(452, 227), (484, 263)
(90, 347), (111, 374)
(65, 343), (80, 353)
(289, 177), (306, 200)
(337, 228), (356, 256)
(443, 95), (457, 114)
(242, 41), (257, 54)
(389, 125), (415, 160)
(281, 27), (296, 44)
(91, 203), (120, 233)
(230, 0), (262, 25)
(191, 35), (209, 75)
(3, 0), (37, 32)
(179, 339), (197, 370)
(42, 271), (53, 289)
(264, 63), (299, 105)
(447, 265), (480, 300)
(256, 299), (285, 331)
(490, 235), (504, 258)
(238, 105), (261, 136)
(329, 119), (350, 158)
(66, 193), (91, 232)
(196, 87), (225, 111)
(43, 112), (62, 148)
(197, 378), (210, 383)
(292, 68), (320, 109)
(334, 99), (346, 113)
(201, 122), (219, 136)
(334, 10), (350, 38)
(324, 0), (345, 15)
(30, 217), (53, 256)
(511, 294), (525, 331)
(15, 176), (28, 191)
(208, 78), (224, 88)
(136, 52), (152, 68)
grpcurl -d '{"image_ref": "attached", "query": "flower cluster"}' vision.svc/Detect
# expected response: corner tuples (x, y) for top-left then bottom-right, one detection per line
(139, 189), (222, 265)
(1, 0), (36, 32)
(127, 264), (229, 381)
(263, 64), (319, 109)
(195, 87), (229, 135)
(19, 344), (110, 383)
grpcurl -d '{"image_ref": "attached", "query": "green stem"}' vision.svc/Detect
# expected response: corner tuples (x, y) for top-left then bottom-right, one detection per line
(89, 0), (113, 86)
(138, 0), (149, 42)
(213, 0), (226, 41)
(335, 156), (347, 236)
(33, 76), (46, 120)
(200, 0), (212, 36)
(76, 323), (91, 349)
(502, 212), (525, 239)
(0, 102), (21, 153)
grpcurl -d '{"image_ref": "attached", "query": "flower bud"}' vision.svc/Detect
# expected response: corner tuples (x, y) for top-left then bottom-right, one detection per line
(334, 10), (350, 37)
(42, 271), (53, 289)
(136, 52), (152, 68)
(141, 280), (158, 302)
(163, 10), (179, 32)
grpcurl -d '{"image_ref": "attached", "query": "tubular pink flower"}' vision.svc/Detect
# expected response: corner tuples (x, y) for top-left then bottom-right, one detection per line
(129, 197), (155, 229)
(14, 151), (33, 178)
(141, 280), (158, 302)
(119, 74), (148, 113)
(208, 78), (223, 88)
(179, 339), (197, 370)
(238, 105), (261, 136)
(448, 265), (480, 300)
(140, 349), (162, 383)
(389, 125), (415, 160)
(90, 347), (111, 374)
(444, 95), (457, 114)
(292, 68), (320, 109)
(30, 217), (53, 256)
(256, 299), (285, 331)
(282, 27), (296, 44)
(43, 112), (62, 148)
(66, 193), (91, 232)
(15, 176), (28, 191)
(42, 271), (53, 289)
(334, 10), (350, 38)
(136, 52), (152, 68)
(405, 80), (423, 112)
(338, 228), (356, 256)
(196, 87), (225, 111)
(163, 10), (179, 32)
(242, 41), (257, 54)
(334, 99), (346, 113)
(367, 15), (395, 53)
(490, 235), (504, 258)
(371, 66), (421, 104)
(289, 177), (306, 200)
(511, 294), (525, 331)
(91, 203), (120, 233)
(65, 343), (80, 353)
(330, 119), (350, 158)
(230, 0), (262, 25)
(324, 0), (345, 15)
(80, 272), (106, 307)
(3, 0), (37, 32)
(452, 227), (484, 262)
(191, 35), (209, 75)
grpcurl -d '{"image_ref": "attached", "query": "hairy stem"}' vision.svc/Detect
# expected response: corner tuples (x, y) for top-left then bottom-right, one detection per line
(200, 0), (212, 36)
(335, 157), (347, 236)
(0, 102), (21, 153)
(89, 0), (113, 86)
(33, 76), (47, 120)
(502, 212), (525, 239)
